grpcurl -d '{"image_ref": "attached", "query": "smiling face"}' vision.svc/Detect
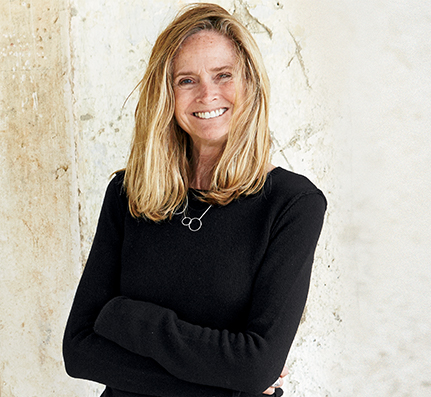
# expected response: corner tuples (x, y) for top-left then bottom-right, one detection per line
(172, 31), (242, 150)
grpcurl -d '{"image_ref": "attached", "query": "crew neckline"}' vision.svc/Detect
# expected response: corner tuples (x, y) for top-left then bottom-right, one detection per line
(189, 166), (281, 194)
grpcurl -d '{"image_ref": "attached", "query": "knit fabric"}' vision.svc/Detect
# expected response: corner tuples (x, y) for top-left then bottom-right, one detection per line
(63, 167), (326, 397)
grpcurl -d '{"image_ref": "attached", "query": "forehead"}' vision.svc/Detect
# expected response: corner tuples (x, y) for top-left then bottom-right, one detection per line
(182, 30), (233, 47)
(173, 31), (238, 71)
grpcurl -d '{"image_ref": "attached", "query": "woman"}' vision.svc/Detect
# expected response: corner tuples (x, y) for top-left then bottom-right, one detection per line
(63, 3), (326, 397)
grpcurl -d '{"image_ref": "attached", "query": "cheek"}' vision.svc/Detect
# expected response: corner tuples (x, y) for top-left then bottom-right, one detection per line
(173, 93), (191, 131)
(225, 82), (239, 104)
(174, 90), (190, 115)
(173, 94), (184, 122)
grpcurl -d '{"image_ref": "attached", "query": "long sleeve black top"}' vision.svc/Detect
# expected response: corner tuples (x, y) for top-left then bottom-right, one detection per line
(63, 167), (326, 397)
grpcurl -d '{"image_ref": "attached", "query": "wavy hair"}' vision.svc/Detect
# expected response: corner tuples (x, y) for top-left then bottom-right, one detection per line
(124, 3), (271, 221)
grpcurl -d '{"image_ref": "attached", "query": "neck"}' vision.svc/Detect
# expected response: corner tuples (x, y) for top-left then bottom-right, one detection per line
(190, 144), (223, 190)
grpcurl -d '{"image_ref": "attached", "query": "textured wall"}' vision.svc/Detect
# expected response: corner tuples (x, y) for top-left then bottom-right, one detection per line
(1, 0), (430, 396)
(0, 0), (81, 395)
(331, 2), (431, 395)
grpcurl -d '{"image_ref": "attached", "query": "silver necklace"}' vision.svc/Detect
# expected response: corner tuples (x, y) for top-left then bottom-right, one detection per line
(177, 204), (212, 232)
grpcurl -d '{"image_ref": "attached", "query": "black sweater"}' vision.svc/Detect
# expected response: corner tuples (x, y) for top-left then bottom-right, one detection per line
(63, 167), (326, 397)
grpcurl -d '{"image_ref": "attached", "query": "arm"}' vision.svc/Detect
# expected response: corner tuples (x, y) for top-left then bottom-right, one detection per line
(62, 175), (233, 396)
(93, 191), (327, 395)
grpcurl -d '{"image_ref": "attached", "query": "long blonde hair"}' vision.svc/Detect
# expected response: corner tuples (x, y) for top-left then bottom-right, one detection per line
(125, 3), (271, 221)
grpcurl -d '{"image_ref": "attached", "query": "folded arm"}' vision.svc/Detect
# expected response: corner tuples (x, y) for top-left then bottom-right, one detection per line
(92, 191), (326, 394)
(63, 176), (236, 396)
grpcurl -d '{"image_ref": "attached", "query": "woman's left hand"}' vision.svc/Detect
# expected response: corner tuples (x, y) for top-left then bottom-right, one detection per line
(262, 365), (289, 395)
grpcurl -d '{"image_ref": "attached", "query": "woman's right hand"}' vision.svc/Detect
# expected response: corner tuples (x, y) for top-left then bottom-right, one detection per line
(262, 365), (288, 395)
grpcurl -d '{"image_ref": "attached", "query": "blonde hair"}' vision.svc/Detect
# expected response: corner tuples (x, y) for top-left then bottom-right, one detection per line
(125, 3), (271, 221)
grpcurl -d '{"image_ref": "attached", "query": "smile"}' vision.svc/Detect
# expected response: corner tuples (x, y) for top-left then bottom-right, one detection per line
(193, 108), (228, 119)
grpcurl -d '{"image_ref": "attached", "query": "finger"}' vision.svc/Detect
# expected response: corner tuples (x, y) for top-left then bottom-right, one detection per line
(273, 377), (284, 387)
(263, 387), (275, 395)
(280, 365), (289, 378)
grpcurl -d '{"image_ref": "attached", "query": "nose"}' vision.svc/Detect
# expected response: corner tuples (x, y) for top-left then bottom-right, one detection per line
(196, 80), (218, 104)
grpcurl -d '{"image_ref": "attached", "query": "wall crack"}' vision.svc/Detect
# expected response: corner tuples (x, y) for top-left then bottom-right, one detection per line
(233, 0), (273, 39)
(288, 30), (311, 89)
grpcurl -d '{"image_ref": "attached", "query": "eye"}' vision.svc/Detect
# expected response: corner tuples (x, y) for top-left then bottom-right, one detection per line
(178, 78), (194, 86)
(218, 73), (232, 80)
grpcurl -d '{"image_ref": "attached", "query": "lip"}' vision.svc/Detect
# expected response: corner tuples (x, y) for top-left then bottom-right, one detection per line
(193, 107), (228, 120)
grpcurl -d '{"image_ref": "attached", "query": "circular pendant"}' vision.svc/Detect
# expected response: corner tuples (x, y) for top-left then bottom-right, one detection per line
(181, 216), (202, 232)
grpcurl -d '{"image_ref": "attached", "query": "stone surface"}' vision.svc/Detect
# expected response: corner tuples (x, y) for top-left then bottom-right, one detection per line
(1, 0), (430, 396)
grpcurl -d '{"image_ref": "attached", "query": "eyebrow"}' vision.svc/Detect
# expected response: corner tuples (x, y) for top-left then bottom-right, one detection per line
(173, 65), (234, 79)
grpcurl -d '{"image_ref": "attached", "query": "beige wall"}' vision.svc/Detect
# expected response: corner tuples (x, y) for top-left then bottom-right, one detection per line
(0, 0), (81, 395)
(1, 1), (430, 396)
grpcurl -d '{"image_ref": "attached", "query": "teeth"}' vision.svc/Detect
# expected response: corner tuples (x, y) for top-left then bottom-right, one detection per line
(194, 108), (227, 119)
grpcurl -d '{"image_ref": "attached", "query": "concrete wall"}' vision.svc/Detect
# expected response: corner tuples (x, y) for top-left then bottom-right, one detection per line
(1, 0), (430, 396)
(0, 0), (81, 395)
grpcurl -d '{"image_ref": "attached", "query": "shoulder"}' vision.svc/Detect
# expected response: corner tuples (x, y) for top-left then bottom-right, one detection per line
(262, 167), (327, 224)
(262, 167), (327, 234)
(103, 170), (128, 212)
(110, 169), (125, 186)
(265, 167), (326, 204)
(107, 170), (126, 195)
